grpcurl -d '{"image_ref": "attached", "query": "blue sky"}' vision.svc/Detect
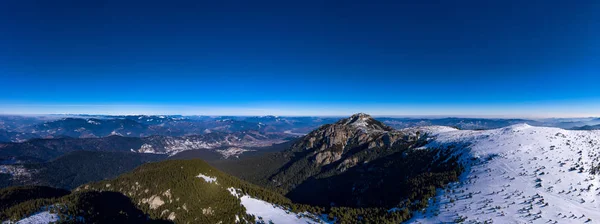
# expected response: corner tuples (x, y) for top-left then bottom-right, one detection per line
(1, 0), (599, 117)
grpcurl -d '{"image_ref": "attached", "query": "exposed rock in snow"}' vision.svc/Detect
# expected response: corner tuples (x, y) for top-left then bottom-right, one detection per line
(109, 130), (122, 136)
(408, 124), (600, 224)
(137, 143), (156, 153)
(341, 113), (391, 133)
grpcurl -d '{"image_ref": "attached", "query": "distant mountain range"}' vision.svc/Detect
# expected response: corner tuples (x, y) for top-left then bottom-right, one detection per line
(570, 124), (600, 130)
(2, 115), (600, 143)
(0, 130), (294, 162)
(0, 115), (338, 142)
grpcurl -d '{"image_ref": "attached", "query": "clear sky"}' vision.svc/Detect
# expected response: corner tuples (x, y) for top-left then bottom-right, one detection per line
(1, 0), (599, 117)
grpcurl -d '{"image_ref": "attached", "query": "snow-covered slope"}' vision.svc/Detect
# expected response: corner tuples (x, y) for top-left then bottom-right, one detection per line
(409, 124), (600, 223)
(228, 187), (327, 224)
(5, 211), (59, 224)
(195, 174), (329, 223)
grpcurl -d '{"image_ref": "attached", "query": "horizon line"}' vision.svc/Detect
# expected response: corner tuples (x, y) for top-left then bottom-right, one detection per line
(0, 112), (598, 120)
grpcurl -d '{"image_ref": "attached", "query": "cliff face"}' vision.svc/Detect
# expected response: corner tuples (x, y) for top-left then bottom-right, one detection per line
(289, 113), (411, 166)
(270, 113), (423, 196)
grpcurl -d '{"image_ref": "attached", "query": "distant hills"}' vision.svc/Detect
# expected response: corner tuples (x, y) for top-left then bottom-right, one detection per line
(570, 124), (600, 130)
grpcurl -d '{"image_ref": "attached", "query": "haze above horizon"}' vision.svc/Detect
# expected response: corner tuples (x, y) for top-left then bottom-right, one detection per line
(1, 0), (599, 117)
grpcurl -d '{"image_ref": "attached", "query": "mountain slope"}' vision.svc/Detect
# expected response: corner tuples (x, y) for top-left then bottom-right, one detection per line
(1, 159), (329, 224)
(408, 124), (600, 223)
(210, 113), (463, 223)
(269, 113), (414, 192)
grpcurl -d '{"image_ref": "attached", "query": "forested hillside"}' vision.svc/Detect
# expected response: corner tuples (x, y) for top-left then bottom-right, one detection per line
(1, 151), (166, 189)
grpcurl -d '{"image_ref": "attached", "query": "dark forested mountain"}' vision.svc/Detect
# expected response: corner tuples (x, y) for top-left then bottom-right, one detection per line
(1, 151), (167, 189)
(0, 135), (145, 162)
(262, 114), (461, 208)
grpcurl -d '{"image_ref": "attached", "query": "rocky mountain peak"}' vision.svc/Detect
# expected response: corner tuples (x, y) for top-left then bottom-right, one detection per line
(336, 113), (393, 132)
(287, 113), (411, 168)
(344, 113), (372, 124)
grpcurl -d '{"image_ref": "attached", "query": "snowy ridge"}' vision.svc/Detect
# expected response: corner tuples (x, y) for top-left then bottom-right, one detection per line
(408, 124), (600, 223)
(339, 113), (390, 134)
(400, 125), (458, 135)
(345, 114), (370, 128)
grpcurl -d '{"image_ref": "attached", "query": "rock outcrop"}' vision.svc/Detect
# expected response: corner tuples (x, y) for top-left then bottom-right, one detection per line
(290, 113), (410, 166)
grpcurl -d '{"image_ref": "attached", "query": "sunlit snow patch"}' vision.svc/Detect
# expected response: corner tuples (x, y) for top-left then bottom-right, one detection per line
(227, 188), (330, 224)
(12, 211), (59, 224)
(196, 173), (218, 184)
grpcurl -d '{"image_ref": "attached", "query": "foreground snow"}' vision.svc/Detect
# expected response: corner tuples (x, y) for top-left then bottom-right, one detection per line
(9, 211), (59, 224)
(239, 195), (322, 224)
(227, 188), (328, 224)
(408, 124), (600, 223)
